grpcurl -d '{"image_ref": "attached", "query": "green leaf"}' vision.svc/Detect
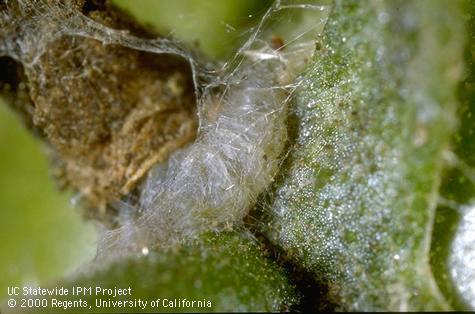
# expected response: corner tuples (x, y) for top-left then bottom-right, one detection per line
(53, 232), (297, 313)
(257, 0), (466, 310)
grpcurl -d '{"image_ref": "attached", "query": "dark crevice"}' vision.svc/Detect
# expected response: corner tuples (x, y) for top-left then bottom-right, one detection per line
(0, 56), (39, 134)
(82, 0), (106, 14)
(251, 229), (336, 312)
(0, 56), (21, 91)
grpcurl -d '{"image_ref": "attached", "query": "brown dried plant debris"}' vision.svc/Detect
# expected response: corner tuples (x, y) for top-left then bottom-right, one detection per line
(0, 0), (198, 225)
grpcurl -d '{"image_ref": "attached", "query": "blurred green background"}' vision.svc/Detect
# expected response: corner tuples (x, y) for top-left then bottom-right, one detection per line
(0, 0), (271, 302)
(0, 100), (97, 299)
(113, 0), (273, 59)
